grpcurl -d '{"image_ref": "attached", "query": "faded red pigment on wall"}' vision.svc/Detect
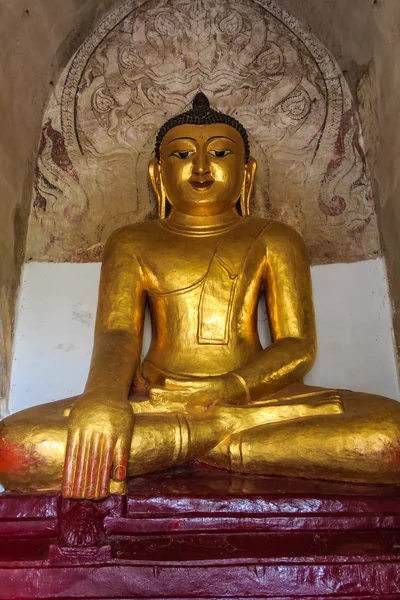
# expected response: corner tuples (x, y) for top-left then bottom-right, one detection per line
(25, 0), (379, 266)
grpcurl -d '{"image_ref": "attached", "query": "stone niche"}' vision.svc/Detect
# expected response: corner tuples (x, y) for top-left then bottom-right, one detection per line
(25, 0), (379, 266)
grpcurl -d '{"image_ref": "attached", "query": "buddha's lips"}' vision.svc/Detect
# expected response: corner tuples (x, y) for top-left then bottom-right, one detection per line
(190, 180), (214, 190)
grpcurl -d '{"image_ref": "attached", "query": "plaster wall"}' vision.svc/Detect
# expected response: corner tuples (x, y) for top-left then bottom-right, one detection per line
(9, 259), (400, 414)
(370, 0), (400, 359)
(0, 0), (122, 412)
(25, 0), (378, 267)
(279, 0), (374, 98)
(282, 0), (400, 362)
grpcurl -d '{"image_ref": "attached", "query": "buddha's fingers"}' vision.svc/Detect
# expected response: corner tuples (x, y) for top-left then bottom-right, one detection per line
(85, 431), (102, 499)
(72, 431), (92, 498)
(148, 386), (191, 411)
(112, 436), (129, 481)
(62, 430), (80, 497)
(96, 437), (113, 498)
(163, 376), (204, 390)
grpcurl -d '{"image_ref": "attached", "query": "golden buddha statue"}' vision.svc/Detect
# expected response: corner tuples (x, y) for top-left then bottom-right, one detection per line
(1, 92), (400, 500)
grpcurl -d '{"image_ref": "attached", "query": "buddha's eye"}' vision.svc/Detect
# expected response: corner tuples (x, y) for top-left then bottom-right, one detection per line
(208, 149), (233, 158)
(170, 150), (195, 159)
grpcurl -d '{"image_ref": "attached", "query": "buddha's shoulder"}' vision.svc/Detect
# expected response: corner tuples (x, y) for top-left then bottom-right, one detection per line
(247, 218), (306, 246)
(103, 220), (164, 252)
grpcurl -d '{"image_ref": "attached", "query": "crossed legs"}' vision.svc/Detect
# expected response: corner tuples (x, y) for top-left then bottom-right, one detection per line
(1, 386), (400, 495)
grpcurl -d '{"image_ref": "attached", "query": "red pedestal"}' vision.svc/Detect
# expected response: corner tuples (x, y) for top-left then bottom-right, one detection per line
(1, 464), (400, 598)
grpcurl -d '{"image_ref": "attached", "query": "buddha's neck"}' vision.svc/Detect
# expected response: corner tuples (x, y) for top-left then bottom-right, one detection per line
(164, 208), (241, 236)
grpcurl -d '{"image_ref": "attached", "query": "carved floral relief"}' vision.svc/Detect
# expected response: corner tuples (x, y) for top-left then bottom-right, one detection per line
(26, 0), (379, 264)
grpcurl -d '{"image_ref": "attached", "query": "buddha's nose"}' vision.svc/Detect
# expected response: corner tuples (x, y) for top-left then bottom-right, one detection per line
(192, 152), (210, 176)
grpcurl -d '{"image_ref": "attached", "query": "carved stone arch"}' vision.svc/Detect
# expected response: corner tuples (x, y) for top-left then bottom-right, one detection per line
(26, 0), (379, 264)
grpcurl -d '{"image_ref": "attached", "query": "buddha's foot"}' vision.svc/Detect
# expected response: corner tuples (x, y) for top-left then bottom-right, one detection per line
(216, 389), (343, 433)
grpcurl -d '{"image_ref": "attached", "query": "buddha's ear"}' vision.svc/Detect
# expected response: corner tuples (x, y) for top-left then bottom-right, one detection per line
(149, 158), (166, 219)
(240, 157), (257, 217)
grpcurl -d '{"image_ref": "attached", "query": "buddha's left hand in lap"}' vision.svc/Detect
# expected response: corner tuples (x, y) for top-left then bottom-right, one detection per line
(147, 373), (248, 412)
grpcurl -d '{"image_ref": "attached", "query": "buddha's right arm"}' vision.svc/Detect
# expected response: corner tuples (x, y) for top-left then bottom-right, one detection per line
(62, 226), (146, 498)
(84, 226), (146, 395)
(233, 221), (317, 402)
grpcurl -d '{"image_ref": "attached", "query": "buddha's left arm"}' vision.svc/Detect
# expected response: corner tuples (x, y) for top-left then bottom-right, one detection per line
(233, 221), (317, 401)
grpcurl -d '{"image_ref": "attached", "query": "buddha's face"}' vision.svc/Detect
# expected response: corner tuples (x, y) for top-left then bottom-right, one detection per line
(150, 123), (256, 217)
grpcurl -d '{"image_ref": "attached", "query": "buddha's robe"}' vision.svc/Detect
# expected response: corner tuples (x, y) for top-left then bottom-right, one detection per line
(1, 217), (400, 492)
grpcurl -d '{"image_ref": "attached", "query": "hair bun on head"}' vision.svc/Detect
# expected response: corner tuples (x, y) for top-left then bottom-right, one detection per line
(192, 92), (210, 110)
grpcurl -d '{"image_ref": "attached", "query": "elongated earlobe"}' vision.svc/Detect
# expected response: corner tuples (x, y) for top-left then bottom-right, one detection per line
(240, 179), (250, 217)
(158, 181), (167, 220)
(149, 158), (167, 219)
(240, 157), (257, 217)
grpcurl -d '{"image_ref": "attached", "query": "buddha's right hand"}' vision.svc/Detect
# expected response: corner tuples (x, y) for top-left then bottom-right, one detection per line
(62, 388), (134, 499)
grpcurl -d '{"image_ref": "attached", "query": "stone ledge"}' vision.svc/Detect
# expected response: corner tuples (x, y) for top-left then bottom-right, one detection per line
(0, 464), (400, 598)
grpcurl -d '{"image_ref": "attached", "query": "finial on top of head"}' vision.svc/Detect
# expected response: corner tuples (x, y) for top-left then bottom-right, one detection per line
(154, 91), (250, 163)
(192, 91), (210, 111)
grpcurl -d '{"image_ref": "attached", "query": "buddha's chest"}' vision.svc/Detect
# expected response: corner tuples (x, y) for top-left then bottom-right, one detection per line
(144, 241), (219, 293)
(147, 241), (266, 347)
(142, 222), (268, 295)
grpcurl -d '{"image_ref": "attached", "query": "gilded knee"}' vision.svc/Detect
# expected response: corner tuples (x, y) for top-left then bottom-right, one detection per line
(372, 417), (400, 483)
(0, 418), (34, 483)
(0, 414), (64, 491)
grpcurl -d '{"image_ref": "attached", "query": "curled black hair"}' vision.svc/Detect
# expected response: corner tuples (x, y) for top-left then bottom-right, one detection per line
(154, 92), (250, 163)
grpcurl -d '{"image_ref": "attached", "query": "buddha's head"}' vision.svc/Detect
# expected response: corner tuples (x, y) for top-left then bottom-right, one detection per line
(149, 93), (256, 218)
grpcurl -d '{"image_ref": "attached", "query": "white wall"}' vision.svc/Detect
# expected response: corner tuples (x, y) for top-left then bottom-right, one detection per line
(8, 257), (399, 414)
(307, 259), (399, 398)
